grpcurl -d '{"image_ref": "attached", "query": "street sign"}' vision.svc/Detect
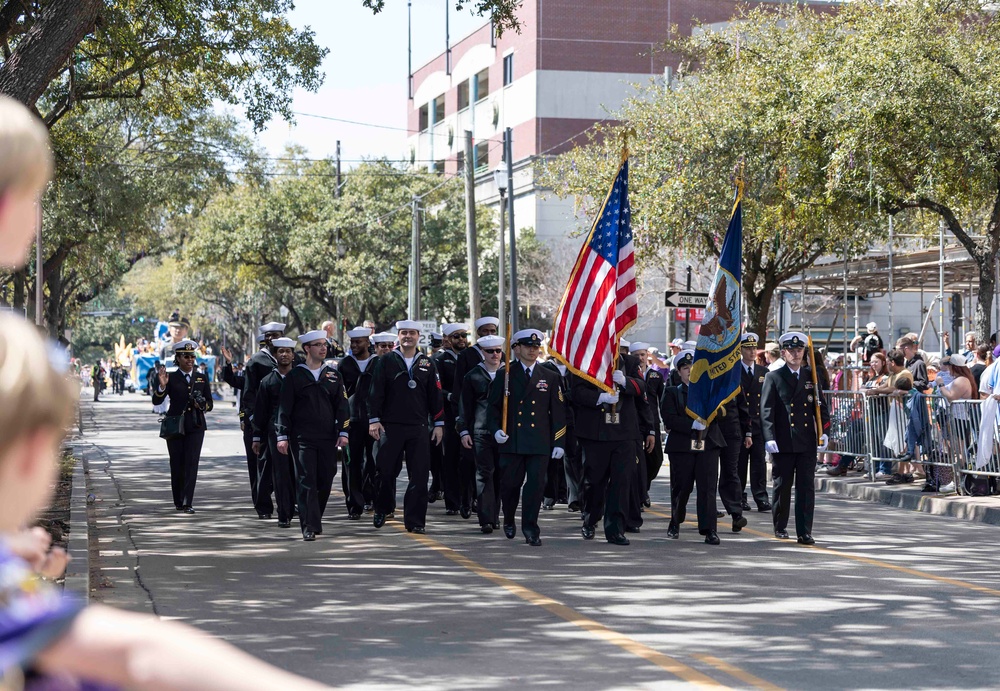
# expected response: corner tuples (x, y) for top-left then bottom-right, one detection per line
(664, 291), (709, 309)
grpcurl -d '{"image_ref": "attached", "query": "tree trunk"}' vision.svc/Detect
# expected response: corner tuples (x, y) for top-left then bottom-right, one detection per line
(745, 274), (778, 343)
(0, 0), (102, 108)
(975, 257), (995, 344)
(44, 262), (63, 337)
(11, 268), (24, 313)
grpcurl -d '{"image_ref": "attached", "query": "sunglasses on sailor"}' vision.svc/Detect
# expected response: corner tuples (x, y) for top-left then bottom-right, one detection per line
(482, 348), (502, 355)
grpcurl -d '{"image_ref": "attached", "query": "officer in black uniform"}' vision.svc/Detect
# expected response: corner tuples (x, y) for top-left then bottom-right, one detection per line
(240, 321), (285, 517)
(275, 330), (350, 541)
(629, 342), (664, 506)
(152, 339), (214, 513)
(717, 390), (750, 534)
(251, 337), (297, 527)
(660, 350), (725, 544)
(572, 344), (645, 546)
(489, 329), (565, 546)
(368, 320), (445, 534)
(434, 323), (472, 517)
(336, 326), (376, 519)
(368, 332), (398, 505)
(737, 333), (772, 512)
(428, 329), (445, 502)
(458, 334), (506, 532)
(540, 355), (579, 511)
(761, 331), (830, 545)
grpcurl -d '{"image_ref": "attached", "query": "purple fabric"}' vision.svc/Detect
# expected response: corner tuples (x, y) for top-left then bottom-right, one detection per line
(993, 344), (1000, 359)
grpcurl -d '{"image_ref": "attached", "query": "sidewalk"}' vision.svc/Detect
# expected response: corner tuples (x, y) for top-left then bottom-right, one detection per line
(816, 472), (1000, 526)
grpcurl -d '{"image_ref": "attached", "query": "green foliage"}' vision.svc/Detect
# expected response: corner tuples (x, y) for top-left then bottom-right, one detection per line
(361, 0), (521, 37)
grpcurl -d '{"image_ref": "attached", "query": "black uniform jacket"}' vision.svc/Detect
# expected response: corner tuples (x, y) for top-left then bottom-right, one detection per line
(251, 369), (286, 442)
(659, 383), (725, 453)
(571, 354), (645, 443)
(367, 351), (444, 427)
(739, 362), (768, 437)
(275, 364), (350, 445)
(339, 354), (376, 422)
(760, 364), (831, 453)
(240, 348), (277, 422)
(457, 362), (500, 436)
(540, 360), (575, 429)
(432, 349), (459, 420)
(488, 360), (566, 455)
(152, 369), (213, 432)
(644, 368), (665, 439)
(451, 345), (484, 416)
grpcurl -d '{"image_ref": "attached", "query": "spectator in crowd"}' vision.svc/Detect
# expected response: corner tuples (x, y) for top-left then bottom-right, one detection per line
(867, 349), (915, 483)
(862, 353), (892, 478)
(321, 320), (345, 358)
(863, 322), (884, 363)
(764, 342), (784, 371)
(932, 354), (977, 493)
(960, 332), (977, 359)
(972, 345), (990, 387)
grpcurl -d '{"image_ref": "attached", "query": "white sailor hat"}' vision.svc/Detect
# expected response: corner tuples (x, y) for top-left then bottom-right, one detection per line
(683, 340), (698, 350)
(395, 319), (422, 332)
(429, 332), (443, 343)
(512, 329), (544, 346)
(619, 339), (631, 349)
(474, 316), (500, 331)
(442, 323), (470, 336)
(778, 332), (808, 349)
(173, 339), (198, 354)
(298, 329), (327, 345)
(477, 335), (505, 349)
(259, 322), (286, 334)
(372, 332), (397, 344)
(672, 349), (695, 369)
(346, 327), (373, 339)
(271, 337), (296, 349)
(740, 332), (760, 348)
(629, 341), (651, 353)
(670, 338), (685, 348)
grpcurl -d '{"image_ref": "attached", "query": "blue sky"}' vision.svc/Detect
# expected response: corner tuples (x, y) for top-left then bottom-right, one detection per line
(245, 1), (487, 166)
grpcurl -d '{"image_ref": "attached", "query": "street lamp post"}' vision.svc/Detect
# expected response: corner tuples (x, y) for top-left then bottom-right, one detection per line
(494, 166), (507, 330)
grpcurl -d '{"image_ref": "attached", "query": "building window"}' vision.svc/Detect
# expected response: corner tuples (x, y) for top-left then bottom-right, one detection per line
(432, 160), (445, 174)
(433, 97), (445, 124)
(418, 104), (429, 131)
(474, 68), (489, 102)
(503, 54), (514, 87)
(456, 151), (465, 173)
(474, 140), (489, 171)
(457, 80), (470, 111)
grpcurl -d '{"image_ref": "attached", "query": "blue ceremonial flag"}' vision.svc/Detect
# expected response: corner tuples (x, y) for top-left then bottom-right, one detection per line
(686, 183), (744, 426)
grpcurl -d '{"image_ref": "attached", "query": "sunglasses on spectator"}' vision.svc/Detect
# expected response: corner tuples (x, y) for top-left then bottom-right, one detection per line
(482, 348), (502, 355)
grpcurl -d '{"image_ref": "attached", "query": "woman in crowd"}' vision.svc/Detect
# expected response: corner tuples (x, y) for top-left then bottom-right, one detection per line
(933, 355), (978, 493)
(862, 353), (894, 478)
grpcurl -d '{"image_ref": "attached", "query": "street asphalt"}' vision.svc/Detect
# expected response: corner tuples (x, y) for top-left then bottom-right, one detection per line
(73, 392), (1000, 690)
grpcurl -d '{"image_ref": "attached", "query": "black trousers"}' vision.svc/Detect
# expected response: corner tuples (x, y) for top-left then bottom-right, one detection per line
(375, 423), (430, 529)
(543, 451), (568, 506)
(442, 422), (472, 511)
(739, 433), (770, 508)
(669, 448), (720, 534)
(344, 425), (372, 516)
(254, 442), (275, 517)
(580, 439), (631, 539)
(644, 437), (664, 494)
(165, 429), (204, 508)
(429, 429), (443, 496)
(266, 435), (296, 523)
(499, 452), (548, 540)
(473, 433), (502, 527)
(771, 450), (816, 537)
(242, 424), (258, 507)
(562, 429), (584, 508)
(293, 441), (338, 534)
(625, 443), (644, 529)
(718, 436), (744, 518)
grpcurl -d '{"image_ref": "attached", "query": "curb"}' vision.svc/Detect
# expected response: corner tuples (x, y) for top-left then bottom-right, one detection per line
(816, 475), (1000, 526)
(65, 453), (90, 598)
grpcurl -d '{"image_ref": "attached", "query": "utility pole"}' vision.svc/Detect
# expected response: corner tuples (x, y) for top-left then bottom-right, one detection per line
(409, 195), (421, 320)
(445, 0), (452, 75)
(335, 140), (343, 344)
(505, 127), (519, 333)
(464, 131), (480, 325)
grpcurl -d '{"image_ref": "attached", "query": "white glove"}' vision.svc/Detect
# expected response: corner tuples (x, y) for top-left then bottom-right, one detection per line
(612, 370), (626, 386)
(765, 440), (779, 454)
(818, 434), (829, 451)
(691, 420), (706, 431)
(494, 430), (509, 444)
(551, 447), (565, 460)
(597, 392), (620, 406)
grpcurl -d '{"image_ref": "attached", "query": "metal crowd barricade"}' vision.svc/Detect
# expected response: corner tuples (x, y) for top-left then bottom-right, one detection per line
(910, 392), (961, 485)
(946, 399), (1000, 495)
(820, 391), (870, 475)
(863, 393), (903, 481)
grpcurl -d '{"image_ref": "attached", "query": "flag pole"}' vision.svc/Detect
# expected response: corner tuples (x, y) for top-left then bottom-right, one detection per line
(502, 321), (512, 434)
(807, 333), (823, 446)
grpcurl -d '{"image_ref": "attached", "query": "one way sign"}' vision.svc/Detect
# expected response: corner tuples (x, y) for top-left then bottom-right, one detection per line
(664, 291), (709, 309)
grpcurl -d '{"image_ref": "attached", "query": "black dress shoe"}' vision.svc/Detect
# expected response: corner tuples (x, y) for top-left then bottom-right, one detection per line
(445, 509), (459, 516)
(278, 520), (291, 528)
(303, 530), (316, 541)
(182, 506), (195, 514)
(348, 512), (361, 520)
(471, 499), (479, 512)
(732, 515), (748, 532)
(427, 492), (438, 503)
(363, 503), (373, 513)
(666, 523), (679, 539)
(716, 510), (725, 518)
(407, 526), (426, 535)
(481, 524), (494, 534)
(542, 502), (555, 511)
(460, 506), (472, 519)
(491, 522), (500, 530)
(704, 531), (720, 545)
(525, 535), (542, 546)
(797, 534), (815, 545)
(642, 498), (651, 508)
(257, 513), (272, 520)
(581, 524), (596, 540)
(625, 526), (640, 534)
(740, 499), (751, 511)
(757, 503), (772, 512)
(373, 513), (386, 529)
(174, 505), (183, 511)
(774, 529), (789, 539)
(607, 533), (630, 546)
(503, 524), (516, 539)
(567, 501), (581, 512)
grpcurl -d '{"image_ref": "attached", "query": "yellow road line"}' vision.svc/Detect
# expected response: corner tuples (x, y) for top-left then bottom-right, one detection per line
(647, 503), (1000, 599)
(388, 522), (739, 689)
(694, 654), (785, 691)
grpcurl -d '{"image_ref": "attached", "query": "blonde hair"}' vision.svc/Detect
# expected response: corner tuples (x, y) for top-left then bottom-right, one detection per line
(0, 96), (53, 196)
(0, 313), (76, 448)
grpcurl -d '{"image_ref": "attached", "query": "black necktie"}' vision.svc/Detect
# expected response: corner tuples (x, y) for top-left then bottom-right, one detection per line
(525, 366), (532, 379)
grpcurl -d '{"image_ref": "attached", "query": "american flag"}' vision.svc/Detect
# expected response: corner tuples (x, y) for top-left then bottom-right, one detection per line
(550, 158), (637, 391)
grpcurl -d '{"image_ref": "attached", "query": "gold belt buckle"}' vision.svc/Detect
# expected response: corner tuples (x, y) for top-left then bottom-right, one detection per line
(604, 412), (620, 425)
(690, 439), (705, 451)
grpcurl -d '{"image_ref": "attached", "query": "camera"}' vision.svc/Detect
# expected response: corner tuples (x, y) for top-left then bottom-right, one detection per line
(189, 389), (207, 411)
